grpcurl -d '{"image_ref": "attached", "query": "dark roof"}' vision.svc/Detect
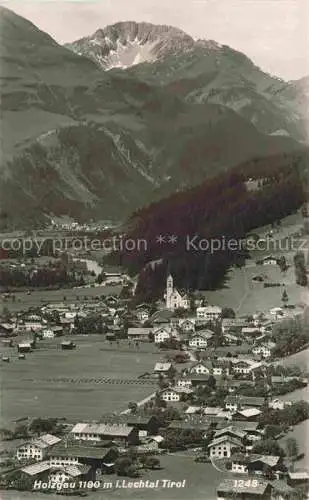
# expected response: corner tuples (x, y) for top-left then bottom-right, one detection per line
(47, 444), (116, 459)
(100, 415), (156, 426)
(225, 395), (265, 406)
(223, 420), (261, 432)
(168, 420), (210, 431)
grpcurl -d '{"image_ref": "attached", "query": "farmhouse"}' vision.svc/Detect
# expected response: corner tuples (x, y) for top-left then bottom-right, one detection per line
(221, 318), (250, 333)
(48, 464), (91, 484)
(187, 361), (212, 375)
(120, 415), (161, 436)
(159, 386), (193, 403)
(154, 362), (174, 377)
(231, 359), (262, 376)
(178, 318), (196, 333)
(196, 306), (222, 321)
(213, 426), (246, 443)
(20, 461), (91, 483)
(48, 444), (119, 473)
(224, 396), (266, 413)
(153, 327), (172, 344)
(248, 455), (283, 476)
(70, 423), (138, 446)
(208, 435), (243, 458)
(252, 342), (275, 358)
(135, 307), (150, 323)
(230, 421), (264, 442)
(188, 331), (214, 349)
(176, 375), (193, 388)
(127, 328), (151, 341)
(233, 408), (262, 421)
(16, 434), (62, 461)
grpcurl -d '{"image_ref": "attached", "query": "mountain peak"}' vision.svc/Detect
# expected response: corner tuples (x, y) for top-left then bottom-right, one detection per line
(65, 21), (196, 70)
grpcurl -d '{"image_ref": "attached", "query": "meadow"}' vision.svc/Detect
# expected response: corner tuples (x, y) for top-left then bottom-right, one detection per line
(0, 336), (160, 425)
(0, 284), (122, 312)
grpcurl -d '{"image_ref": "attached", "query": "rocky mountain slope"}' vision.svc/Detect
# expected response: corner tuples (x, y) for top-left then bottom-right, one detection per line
(0, 8), (307, 227)
(65, 21), (197, 70)
(66, 21), (308, 142)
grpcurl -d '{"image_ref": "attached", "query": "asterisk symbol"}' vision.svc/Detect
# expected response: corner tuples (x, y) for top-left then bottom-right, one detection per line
(168, 235), (178, 244)
(156, 235), (166, 244)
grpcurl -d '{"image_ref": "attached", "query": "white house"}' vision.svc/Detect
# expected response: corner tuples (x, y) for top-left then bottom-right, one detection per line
(208, 435), (242, 458)
(269, 399), (292, 411)
(42, 328), (55, 339)
(231, 454), (250, 474)
(165, 274), (190, 311)
(16, 434), (61, 461)
(188, 361), (212, 375)
(176, 376), (193, 389)
(160, 387), (192, 403)
(178, 318), (196, 333)
(252, 343), (274, 358)
(188, 331), (213, 349)
(154, 327), (172, 344)
(232, 359), (262, 376)
(196, 306), (222, 321)
(136, 309), (150, 323)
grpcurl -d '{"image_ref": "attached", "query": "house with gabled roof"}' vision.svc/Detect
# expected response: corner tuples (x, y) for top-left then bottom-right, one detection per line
(213, 426), (246, 443)
(159, 386), (193, 403)
(70, 422), (138, 446)
(229, 453), (283, 477)
(188, 330), (214, 349)
(187, 361), (212, 376)
(233, 408), (262, 421)
(225, 396), (266, 413)
(225, 420), (264, 442)
(154, 362), (174, 377)
(208, 435), (243, 458)
(178, 318), (196, 333)
(153, 326), (172, 344)
(16, 434), (62, 462)
(48, 443), (119, 473)
(127, 327), (151, 341)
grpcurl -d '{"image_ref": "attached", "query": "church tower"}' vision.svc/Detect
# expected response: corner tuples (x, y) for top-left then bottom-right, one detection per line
(166, 274), (174, 309)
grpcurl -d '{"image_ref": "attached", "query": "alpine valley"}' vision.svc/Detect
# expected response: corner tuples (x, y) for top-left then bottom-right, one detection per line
(1, 8), (308, 226)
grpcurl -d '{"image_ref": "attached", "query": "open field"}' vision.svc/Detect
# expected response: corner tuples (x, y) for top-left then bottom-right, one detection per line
(202, 263), (305, 315)
(0, 336), (161, 425)
(202, 210), (308, 315)
(279, 421), (309, 469)
(280, 347), (309, 372)
(0, 453), (225, 500)
(0, 284), (122, 312)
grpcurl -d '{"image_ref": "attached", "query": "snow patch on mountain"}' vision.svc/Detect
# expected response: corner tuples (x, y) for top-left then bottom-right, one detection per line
(65, 21), (196, 70)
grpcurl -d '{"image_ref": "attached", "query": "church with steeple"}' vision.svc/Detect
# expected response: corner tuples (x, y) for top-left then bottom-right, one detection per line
(165, 274), (190, 311)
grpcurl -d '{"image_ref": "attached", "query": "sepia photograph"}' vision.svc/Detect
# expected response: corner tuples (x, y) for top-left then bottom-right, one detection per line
(0, 0), (308, 498)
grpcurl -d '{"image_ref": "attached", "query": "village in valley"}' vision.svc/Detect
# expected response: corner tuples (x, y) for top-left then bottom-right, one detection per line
(0, 211), (309, 500)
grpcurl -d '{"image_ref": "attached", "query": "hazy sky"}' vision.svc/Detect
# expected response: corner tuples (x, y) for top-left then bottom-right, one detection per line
(2, 0), (309, 80)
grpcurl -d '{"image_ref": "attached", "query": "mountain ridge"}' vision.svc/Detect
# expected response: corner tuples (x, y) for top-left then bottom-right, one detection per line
(0, 7), (307, 227)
